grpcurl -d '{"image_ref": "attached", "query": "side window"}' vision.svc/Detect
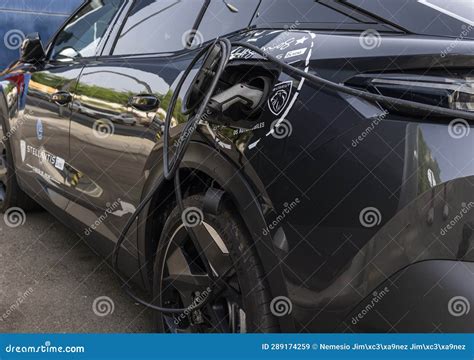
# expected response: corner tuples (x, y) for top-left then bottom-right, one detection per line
(50, 0), (122, 60)
(252, 0), (353, 25)
(196, 0), (259, 43)
(113, 0), (205, 55)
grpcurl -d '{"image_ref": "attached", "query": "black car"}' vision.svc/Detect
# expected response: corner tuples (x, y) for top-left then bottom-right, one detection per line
(1, 0), (474, 333)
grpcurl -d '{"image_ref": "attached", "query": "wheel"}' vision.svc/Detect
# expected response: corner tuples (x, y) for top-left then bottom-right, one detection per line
(0, 113), (37, 212)
(153, 194), (279, 333)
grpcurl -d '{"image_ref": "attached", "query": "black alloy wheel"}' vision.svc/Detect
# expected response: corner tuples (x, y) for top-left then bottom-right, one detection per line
(153, 195), (278, 333)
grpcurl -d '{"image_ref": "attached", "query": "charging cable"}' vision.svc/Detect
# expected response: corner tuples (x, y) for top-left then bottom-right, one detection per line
(112, 39), (232, 314)
(113, 36), (474, 315)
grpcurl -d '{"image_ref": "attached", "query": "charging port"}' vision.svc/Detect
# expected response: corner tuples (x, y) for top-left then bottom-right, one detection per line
(206, 64), (278, 128)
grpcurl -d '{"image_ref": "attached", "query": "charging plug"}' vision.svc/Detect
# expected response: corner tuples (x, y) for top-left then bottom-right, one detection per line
(206, 82), (265, 121)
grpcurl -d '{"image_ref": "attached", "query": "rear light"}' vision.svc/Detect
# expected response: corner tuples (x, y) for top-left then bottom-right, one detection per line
(346, 74), (474, 112)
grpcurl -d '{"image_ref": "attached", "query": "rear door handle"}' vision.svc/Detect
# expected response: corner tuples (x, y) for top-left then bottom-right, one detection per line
(128, 94), (160, 112)
(51, 91), (72, 106)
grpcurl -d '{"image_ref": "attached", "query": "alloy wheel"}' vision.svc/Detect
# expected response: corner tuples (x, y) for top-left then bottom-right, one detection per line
(159, 223), (246, 333)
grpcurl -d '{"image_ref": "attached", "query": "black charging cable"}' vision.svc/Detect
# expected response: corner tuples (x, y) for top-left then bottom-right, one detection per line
(113, 37), (474, 315)
(235, 41), (474, 121)
(112, 39), (232, 314)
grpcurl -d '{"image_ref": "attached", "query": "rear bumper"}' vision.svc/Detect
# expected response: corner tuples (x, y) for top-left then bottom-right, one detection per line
(340, 260), (474, 332)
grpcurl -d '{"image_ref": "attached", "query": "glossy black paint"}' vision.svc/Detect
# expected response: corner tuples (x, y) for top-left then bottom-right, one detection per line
(339, 260), (474, 332)
(347, 0), (474, 40)
(1, 0), (473, 332)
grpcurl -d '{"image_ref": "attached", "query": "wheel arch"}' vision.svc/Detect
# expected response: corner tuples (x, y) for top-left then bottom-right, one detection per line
(0, 71), (28, 142)
(137, 141), (294, 331)
(0, 83), (10, 130)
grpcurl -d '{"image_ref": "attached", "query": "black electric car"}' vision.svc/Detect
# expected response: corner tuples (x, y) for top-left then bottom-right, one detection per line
(1, 0), (474, 333)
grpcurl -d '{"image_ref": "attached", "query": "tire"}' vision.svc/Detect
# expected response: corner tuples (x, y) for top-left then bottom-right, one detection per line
(152, 194), (279, 333)
(0, 112), (37, 213)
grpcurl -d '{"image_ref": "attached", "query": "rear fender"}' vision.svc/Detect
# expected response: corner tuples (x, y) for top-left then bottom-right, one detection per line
(137, 141), (295, 331)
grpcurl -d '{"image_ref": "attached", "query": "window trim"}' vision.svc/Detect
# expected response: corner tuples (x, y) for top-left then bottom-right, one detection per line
(100, 0), (135, 56)
(194, 0), (260, 47)
(187, 0), (211, 48)
(107, 0), (208, 57)
(45, 0), (127, 63)
(105, 0), (261, 58)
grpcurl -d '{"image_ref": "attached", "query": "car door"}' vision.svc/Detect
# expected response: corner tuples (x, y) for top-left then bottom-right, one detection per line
(65, 0), (261, 255)
(20, 60), (82, 210)
(19, 0), (123, 210)
(66, 0), (205, 251)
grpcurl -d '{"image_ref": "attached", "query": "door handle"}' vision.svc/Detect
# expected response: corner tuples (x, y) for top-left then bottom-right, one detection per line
(128, 94), (160, 112)
(51, 91), (72, 106)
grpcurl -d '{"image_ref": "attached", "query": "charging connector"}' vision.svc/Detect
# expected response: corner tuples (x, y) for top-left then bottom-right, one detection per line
(113, 36), (474, 323)
(207, 83), (264, 114)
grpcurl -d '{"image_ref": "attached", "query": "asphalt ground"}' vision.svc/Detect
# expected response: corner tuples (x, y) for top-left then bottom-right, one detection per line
(0, 210), (154, 333)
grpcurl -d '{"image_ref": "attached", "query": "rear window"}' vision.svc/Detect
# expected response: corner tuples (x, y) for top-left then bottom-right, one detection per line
(113, 0), (205, 55)
(253, 0), (358, 26)
(418, 0), (474, 25)
(347, 0), (474, 39)
(196, 0), (259, 43)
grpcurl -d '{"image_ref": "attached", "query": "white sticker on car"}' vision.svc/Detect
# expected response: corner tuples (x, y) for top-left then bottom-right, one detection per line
(20, 140), (26, 162)
(230, 47), (256, 60)
(268, 81), (293, 116)
(263, 38), (296, 53)
(55, 157), (65, 171)
(285, 48), (308, 59)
